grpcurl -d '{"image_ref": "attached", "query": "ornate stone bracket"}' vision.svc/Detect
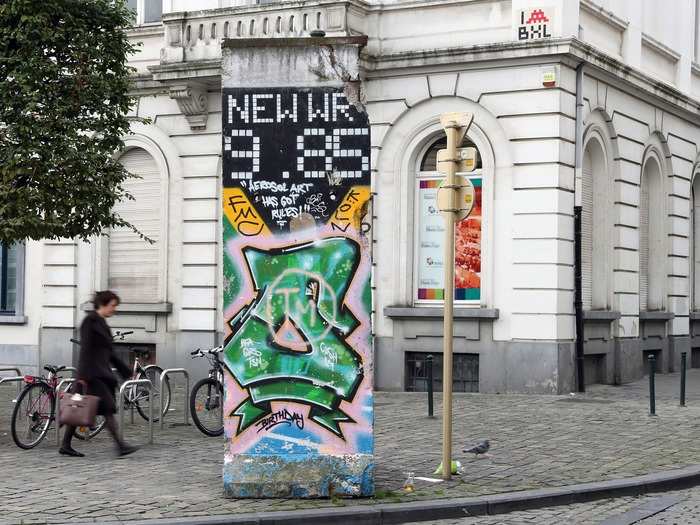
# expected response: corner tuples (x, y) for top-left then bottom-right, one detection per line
(169, 83), (208, 130)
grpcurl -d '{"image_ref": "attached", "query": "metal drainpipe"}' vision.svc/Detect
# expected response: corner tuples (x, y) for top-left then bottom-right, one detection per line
(574, 61), (585, 393)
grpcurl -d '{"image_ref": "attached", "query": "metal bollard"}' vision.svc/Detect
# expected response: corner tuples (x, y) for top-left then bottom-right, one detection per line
(118, 379), (153, 444)
(648, 354), (657, 416)
(55, 378), (77, 446)
(681, 352), (687, 407)
(426, 355), (434, 418)
(149, 382), (153, 443)
(159, 368), (190, 429)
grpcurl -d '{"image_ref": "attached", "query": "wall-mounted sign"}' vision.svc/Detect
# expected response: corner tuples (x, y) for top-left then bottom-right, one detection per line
(437, 175), (475, 222)
(437, 147), (478, 174)
(515, 6), (554, 41)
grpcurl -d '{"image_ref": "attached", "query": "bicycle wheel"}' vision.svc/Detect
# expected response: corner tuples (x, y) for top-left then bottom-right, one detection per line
(74, 415), (106, 441)
(190, 377), (224, 437)
(135, 366), (171, 422)
(11, 383), (54, 449)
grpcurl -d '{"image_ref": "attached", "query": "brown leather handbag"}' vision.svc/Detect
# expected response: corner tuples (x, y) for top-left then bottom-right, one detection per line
(59, 381), (99, 427)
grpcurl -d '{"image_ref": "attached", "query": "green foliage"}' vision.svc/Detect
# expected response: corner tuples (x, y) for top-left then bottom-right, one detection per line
(0, 0), (139, 244)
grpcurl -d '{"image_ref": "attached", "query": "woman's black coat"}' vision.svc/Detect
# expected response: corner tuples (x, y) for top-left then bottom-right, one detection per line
(76, 311), (131, 415)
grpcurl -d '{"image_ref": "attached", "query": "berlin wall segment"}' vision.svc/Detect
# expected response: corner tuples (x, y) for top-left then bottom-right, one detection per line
(221, 39), (374, 499)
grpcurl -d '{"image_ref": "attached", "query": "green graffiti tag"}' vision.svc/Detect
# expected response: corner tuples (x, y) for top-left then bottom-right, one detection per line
(224, 237), (364, 438)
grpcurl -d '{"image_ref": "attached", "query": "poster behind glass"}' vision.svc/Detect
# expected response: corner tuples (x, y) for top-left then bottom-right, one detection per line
(416, 177), (482, 302)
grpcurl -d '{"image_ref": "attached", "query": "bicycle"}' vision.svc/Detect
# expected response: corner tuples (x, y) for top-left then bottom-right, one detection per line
(123, 345), (171, 423)
(189, 345), (224, 437)
(69, 330), (172, 426)
(10, 365), (71, 449)
(66, 330), (135, 441)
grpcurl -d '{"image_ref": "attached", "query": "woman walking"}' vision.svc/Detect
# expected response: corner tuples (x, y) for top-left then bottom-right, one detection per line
(59, 290), (138, 457)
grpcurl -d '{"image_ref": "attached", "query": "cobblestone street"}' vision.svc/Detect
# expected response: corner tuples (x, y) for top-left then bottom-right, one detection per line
(3, 370), (700, 523)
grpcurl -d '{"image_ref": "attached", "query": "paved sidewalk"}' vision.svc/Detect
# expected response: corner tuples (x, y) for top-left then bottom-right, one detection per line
(2, 370), (700, 523)
(406, 484), (700, 524)
(404, 495), (647, 525)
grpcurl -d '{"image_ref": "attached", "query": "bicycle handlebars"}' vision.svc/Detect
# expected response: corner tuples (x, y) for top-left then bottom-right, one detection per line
(70, 330), (133, 346)
(191, 345), (224, 358)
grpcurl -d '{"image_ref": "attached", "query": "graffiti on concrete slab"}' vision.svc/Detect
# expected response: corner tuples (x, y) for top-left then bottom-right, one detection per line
(255, 408), (304, 434)
(226, 238), (363, 438)
(222, 87), (373, 461)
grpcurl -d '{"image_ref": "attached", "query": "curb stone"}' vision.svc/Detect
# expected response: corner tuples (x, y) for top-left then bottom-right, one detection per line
(599, 495), (684, 525)
(91, 464), (700, 525)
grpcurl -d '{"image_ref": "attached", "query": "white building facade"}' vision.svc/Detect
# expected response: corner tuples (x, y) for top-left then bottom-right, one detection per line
(3, 0), (700, 393)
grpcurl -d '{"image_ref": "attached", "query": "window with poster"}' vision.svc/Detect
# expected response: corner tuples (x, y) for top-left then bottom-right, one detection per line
(414, 136), (482, 304)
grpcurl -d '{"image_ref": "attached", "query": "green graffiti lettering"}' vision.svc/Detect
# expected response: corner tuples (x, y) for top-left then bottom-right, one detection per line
(224, 237), (363, 438)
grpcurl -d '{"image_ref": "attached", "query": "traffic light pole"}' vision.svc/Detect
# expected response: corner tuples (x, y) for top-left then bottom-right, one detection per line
(441, 121), (458, 481)
(437, 112), (473, 481)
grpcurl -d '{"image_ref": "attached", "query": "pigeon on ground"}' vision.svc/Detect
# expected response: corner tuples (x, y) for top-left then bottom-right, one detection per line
(463, 439), (491, 458)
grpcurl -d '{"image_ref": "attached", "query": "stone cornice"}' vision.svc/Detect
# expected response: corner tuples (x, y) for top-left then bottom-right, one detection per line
(126, 24), (164, 38)
(148, 59), (222, 82)
(131, 33), (700, 124)
(161, 0), (488, 20)
(361, 37), (700, 123)
(580, 0), (629, 32)
(641, 33), (681, 63)
(568, 38), (699, 120)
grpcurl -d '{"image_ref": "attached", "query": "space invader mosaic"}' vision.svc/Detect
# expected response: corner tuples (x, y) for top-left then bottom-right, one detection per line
(516, 6), (553, 41)
(221, 86), (374, 498)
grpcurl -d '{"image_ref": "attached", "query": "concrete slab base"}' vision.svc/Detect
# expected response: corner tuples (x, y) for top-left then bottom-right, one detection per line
(223, 453), (374, 498)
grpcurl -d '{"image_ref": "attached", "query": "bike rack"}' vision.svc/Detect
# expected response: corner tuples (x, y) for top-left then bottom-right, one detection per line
(54, 378), (77, 447)
(159, 368), (190, 429)
(110, 368), (136, 423)
(61, 366), (78, 378)
(143, 364), (160, 375)
(0, 367), (22, 396)
(0, 376), (23, 399)
(118, 379), (153, 444)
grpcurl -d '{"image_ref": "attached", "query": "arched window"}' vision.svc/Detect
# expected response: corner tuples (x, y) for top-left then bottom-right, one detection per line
(110, 148), (163, 303)
(582, 136), (610, 310)
(414, 136), (483, 304)
(692, 173), (700, 309)
(639, 152), (665, 311)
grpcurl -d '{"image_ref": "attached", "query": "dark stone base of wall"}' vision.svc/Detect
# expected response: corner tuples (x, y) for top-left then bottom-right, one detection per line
(375, 329), (576, 395)
(612, 334), (690, 385)
(376, 323), (692, 394)
(40, 327), (75, 369)
(669, 335), (691, 373)
(0, 344), (40, 375)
